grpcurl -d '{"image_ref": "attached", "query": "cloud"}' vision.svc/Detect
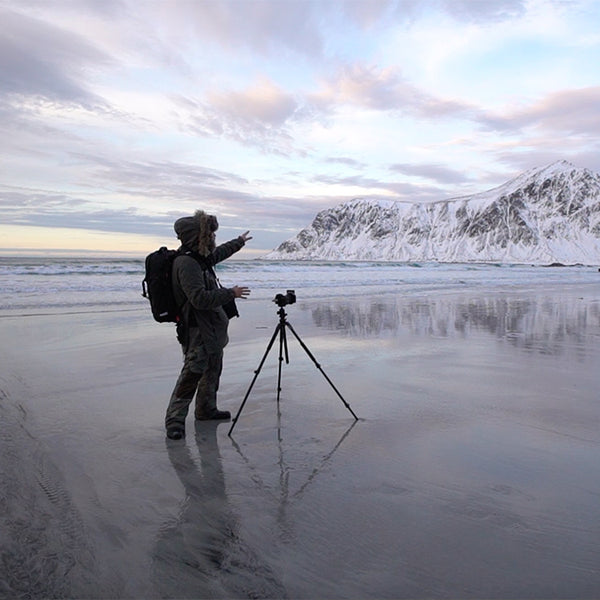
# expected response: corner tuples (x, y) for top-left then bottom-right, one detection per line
(142, 0), (326, 59)
(340, 0), (403, 28)
(309, 63), (479, 121)
(208, 79), (298, 127)
(76, 153), (249, 195)
(310, 64), (415, 112)
(0, 150), (321, 238)
(0, 183), (247, 237)
(0, 187), (160, 235)
(490, 133), (600, 175)
(154, 0), (528, 61)
(440, 0), (526, 23)
(469, 85), (600, 171)
(0, 8), (111, 109)
(497, 87), (600, 136)
(311, 172), (445, 202)
(0, 188), (88, 213)
(172, 78), (302, 154)
(175, 64), (482, 156)
(0, 95), (82, 151)
(324, 156), (367, 169)
(388, 162), (472, 184)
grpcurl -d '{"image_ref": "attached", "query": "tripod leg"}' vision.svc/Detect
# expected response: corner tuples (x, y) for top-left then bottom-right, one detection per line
(276, 321), (289, 404)
(284, 321), (358, 421)
(228, 323), (282, 436)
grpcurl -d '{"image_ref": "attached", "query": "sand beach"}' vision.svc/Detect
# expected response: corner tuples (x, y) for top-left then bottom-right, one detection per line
(1, 273), (600, 598)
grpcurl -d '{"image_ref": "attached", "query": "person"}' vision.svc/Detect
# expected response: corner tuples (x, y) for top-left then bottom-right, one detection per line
(165, 210), (251, 440)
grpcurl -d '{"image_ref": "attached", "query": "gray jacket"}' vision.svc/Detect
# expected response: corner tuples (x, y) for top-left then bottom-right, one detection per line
(172, 237), (245, 353)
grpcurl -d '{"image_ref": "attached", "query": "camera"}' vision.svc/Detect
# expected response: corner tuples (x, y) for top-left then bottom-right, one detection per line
(273, 290), (296, 307)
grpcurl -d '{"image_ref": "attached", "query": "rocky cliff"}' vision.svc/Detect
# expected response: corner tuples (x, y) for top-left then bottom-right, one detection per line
(266, 161), (600, 264)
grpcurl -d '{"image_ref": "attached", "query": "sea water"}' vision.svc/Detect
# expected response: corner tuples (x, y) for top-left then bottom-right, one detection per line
(1, 256), (598, 315)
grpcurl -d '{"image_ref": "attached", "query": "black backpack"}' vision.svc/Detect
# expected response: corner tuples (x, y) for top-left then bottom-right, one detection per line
(142, 247), (239, 323)
(142, 247), (180, 322)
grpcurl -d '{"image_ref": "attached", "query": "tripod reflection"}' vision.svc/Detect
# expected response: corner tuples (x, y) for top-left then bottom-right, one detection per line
(230, 419), (358, 541)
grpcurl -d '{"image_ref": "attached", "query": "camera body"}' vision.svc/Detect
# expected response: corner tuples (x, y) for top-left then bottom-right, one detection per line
(273, 289), (296, 307)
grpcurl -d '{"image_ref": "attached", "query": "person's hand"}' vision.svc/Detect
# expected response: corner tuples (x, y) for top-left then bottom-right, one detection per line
(240, 231), (253, 243)
(232, 286), (250, 299)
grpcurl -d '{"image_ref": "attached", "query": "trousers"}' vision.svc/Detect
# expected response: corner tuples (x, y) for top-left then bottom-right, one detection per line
(165, 337), (224, 430)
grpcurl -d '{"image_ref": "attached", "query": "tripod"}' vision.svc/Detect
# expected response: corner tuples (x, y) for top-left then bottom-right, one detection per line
(228, 306), (358, 436)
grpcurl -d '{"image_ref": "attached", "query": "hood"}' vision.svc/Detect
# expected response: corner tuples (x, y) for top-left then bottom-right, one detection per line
(174, 210), (218, 256)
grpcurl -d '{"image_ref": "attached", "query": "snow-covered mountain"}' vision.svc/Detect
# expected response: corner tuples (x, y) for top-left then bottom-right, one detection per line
(266, 161), (600, 264)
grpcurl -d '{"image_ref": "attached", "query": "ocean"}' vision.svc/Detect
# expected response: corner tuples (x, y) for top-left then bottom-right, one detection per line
(1, 255), (598, 315)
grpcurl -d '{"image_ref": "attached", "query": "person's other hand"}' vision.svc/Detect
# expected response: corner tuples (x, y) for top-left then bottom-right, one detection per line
(240, 231), (253, 243)
(232, 286), (250, 299)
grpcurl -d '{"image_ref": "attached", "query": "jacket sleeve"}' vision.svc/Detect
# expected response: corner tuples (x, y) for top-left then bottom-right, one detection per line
(174, 255), (235, 310)
(211, 236), (246, 265)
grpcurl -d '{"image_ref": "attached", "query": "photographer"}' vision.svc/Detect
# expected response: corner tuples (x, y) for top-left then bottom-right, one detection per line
(165, 210), (251, 440)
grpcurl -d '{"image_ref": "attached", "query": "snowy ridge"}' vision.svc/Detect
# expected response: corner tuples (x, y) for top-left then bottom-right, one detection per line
(266, 161), (600, 264)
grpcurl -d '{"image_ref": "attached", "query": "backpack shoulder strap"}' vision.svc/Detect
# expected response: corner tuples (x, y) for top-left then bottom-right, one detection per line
(183, 251), (225, 289)
(180, 250), (215, 273)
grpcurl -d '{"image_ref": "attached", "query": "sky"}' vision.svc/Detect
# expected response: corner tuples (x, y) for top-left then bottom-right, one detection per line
(1, 0), (599, 257)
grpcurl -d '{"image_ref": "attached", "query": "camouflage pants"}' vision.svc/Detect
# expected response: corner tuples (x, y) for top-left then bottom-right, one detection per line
(165, 340), (224, 430)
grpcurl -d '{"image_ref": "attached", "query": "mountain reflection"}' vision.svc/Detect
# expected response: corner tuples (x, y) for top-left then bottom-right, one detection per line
(307, 294), (599, 357)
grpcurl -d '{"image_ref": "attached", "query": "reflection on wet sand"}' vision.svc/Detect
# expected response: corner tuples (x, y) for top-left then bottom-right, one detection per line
(152, 422), (286, 599)
(230, 420), (358, 527)
(308, 293), (599, 357)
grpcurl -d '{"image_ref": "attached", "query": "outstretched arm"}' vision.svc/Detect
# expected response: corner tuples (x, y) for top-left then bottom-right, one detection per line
(212, 231), (252, 264)
(231, 233), (252, 298)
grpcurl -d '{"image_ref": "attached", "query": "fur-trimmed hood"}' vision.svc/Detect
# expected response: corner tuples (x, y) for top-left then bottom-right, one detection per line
(174, 210), (218, 256)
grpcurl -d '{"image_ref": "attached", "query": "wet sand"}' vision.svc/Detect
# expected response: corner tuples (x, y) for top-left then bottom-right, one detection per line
(1, 288), (600, 598)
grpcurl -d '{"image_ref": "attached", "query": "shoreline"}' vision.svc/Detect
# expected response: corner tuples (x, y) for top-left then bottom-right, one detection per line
(1, 273), (598, 320)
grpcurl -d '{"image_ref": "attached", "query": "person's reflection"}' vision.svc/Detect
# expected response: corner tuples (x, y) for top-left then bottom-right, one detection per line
(152, 422), (286, 599)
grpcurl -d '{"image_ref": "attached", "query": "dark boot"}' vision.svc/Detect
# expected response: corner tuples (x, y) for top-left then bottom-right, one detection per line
(166, 427), (185, 440)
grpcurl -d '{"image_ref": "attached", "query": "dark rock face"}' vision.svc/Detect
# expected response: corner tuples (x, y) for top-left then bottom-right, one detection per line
(267, 161), (600, 264)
